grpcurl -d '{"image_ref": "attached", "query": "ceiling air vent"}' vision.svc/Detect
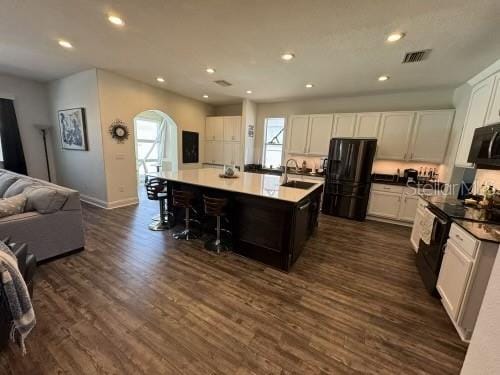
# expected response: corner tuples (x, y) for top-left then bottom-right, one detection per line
(214, 80), (232, 87)
(402, 49), (431, 63)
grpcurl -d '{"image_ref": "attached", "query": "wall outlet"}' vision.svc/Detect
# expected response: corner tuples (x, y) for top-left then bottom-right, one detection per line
(118, 186), (125, 192)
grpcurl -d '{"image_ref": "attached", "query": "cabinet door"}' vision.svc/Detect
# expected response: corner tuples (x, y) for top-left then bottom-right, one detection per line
(232, 142), (241, 165)
(377, 112), (415, 160)
(307, 114), (333, 155)
(367, 191), (401, 219)
(455, 76), (495, 167)
(354, 113), (381, 138)
(410, 209), (424, 252)
(410, 110), (454, 163)
(437, 241), (473, 321)
(206, 117), (224, 141)
(486, 73), (500, 125)
(398, 195), (419, 222)
(206, 141), (223, 164)
(223, 116), (241, 142)
(287, 115), (310, 154)
(333, 113), (356, 138)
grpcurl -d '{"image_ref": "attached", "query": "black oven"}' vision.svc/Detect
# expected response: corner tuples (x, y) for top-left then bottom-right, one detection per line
(416, 205), (451, 296)
(468, 123), (500, 168)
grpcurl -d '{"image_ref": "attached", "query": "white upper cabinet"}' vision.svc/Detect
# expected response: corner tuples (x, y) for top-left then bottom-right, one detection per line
(409, 110), (455, 163)
(307, 114), (334, 155)
(354, 113), (381, 138)
(287, 115), (310, 154)
(485, 72), (500, 125)
(333, 113), (356, 137)
(206, 117), (224, 141)
(377, 112), (415, 160)
(223, 116), (242, 142)
(455, 75), (495, 167)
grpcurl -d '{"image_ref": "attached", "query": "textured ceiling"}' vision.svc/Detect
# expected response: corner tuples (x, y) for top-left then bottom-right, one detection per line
(1, 0), (499, 104)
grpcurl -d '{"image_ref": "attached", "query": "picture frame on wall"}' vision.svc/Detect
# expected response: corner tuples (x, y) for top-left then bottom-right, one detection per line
(58, 107), (88, 151)
(182, 131), (199, 163)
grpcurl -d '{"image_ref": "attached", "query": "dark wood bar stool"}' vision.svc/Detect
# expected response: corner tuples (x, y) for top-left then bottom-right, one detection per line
(172, 189), (199, 240)
(146, 178), (172, 231)
(203, 195), (231, 254)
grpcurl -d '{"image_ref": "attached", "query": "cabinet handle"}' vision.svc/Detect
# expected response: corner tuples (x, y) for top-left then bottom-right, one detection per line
(410, 153), (413, 159)
(404, 153), (407, 159)
(383, 187), (391, 190)
(398, 196), (401, 202)
(455, 234), (463, 241)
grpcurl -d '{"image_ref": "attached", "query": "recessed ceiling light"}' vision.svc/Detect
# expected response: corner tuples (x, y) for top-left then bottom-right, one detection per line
(378, 75), (390, 81)
(206, 68), (216, 74)
(203, 94), (209, 98)
(156, 77), (165, 83)
(108, 15), (125, 26)
(246, 90), (252, 94)
(281, 53), (295, 61)
(387, 32), (405, 43)
(58, 40), (73, 49)
(305, 83), (314, 88)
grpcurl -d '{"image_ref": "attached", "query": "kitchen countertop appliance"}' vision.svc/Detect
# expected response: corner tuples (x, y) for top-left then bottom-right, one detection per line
(404, 168), (418, 183)
(322, 138), (377, 220)
(468, 122), (500, 168)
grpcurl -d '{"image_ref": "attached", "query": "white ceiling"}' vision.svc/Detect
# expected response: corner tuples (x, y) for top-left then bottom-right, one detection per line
(1, 0), (499, 104)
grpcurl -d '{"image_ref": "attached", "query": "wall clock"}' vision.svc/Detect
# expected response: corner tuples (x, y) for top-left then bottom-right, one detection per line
(109, 119), (130, 144)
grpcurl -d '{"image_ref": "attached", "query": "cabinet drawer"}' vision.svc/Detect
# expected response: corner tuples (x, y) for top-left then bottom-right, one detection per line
(449, 223), (478, 258)
(371, 183), (404, 194)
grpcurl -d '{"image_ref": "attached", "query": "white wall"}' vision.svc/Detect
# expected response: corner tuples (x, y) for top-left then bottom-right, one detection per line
(96, 69), (213, 207)
(254, 88), (455, 164)
(461, 248), (500, 375)
(48, 69), (108, 204)
(0, 74), (54, 180)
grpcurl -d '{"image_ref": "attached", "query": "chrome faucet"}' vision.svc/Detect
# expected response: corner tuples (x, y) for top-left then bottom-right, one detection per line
(283, 158), (299, 184)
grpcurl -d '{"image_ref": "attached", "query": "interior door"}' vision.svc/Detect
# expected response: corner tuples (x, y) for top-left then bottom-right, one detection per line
(287, 115), (310, 154)
(437, 240), (473, 321)
(333, 114), (356, 138)
(377, 112), (415, 160)
(410, 110), (454, 163)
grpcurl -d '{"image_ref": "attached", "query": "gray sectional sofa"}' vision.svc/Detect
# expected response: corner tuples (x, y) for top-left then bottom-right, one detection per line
(0, 169), (85, 261)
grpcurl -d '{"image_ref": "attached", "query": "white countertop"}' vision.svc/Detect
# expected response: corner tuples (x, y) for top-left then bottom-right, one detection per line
(150, 168), (324, 203)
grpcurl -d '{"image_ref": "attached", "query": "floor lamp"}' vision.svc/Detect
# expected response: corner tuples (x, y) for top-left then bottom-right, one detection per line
(34, 124), (52, 182)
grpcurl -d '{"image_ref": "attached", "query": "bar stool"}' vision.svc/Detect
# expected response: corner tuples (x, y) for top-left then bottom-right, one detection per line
(203, 195), (232, 254)
(172, 189), (199, 240)
(146, 178), (171, 231)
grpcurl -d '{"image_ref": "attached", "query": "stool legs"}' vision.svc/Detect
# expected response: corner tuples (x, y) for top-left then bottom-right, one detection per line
(149, 198), (172, 231)
(173, 207), (199, 240)
(205, 215), (231, 253)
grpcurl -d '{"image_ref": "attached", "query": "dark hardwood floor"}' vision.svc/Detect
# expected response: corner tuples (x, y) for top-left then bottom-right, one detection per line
(0, 194), (467, 374)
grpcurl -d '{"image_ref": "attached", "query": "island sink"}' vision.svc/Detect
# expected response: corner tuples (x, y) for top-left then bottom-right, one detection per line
(281, 180), (317, 189)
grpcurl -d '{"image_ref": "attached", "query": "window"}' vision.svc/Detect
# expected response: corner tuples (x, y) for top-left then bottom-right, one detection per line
(135, 118), (161, 176)
(262, 117), (285, 168)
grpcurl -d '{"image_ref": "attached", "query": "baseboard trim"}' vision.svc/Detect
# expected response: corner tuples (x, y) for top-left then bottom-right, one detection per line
(106, 197), (139, 209)
(80, 194), (139, 209)
(366, 216), (413, 228)
(80, 194), (108, 209)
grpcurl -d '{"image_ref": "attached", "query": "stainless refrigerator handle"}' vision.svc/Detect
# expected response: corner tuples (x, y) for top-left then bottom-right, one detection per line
(488, 131), (499, 159)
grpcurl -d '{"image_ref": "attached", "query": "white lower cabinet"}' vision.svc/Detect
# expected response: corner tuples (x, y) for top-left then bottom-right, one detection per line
(410, 198), (428, 251)
(436, 223), (498, 342)
(398, 195), (419, 222)
(205, 140), (224, 164)
(367, 190), (401, 219)
(223, 142), (241, 165)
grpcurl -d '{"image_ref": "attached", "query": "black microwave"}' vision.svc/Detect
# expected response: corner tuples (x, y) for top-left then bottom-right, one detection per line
(468, 123), (500, 168)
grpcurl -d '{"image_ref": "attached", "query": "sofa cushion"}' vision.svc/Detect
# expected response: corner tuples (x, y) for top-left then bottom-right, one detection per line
(0, 174), (18, 196)
(24, 186), (68, 214)
(4, 179), (37, 198)
(0, 194), (27, 218)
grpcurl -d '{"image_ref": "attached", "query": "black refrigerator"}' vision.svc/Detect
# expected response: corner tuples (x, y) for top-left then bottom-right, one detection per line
(322, 138), (377, 220)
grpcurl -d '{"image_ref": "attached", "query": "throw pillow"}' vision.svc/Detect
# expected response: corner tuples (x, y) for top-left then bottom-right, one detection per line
(4, 179), (36, 198)
(0, 194), (27, 218)
(24, 186), (68, 214)
(0, 174), (18, 196)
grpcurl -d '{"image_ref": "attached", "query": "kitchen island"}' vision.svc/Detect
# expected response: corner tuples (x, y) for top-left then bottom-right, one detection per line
(151, 168), (324, 270)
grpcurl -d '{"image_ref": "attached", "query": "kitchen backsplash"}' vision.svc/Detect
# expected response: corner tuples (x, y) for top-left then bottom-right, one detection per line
(474, 169), (500, 192)
(372, 160), (443, 179)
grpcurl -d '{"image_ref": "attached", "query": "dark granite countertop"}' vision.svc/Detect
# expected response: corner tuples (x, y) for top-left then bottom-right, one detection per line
(452, 220), (500, 244)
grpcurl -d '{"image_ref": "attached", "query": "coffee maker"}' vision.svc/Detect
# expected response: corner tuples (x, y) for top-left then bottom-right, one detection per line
(318, 157), (328, 174)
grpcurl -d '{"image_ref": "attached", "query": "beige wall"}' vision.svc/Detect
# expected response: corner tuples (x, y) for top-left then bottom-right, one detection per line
(254, 88), (455, 164)
(48, 69), (108, 204)
(214, 103), (242, 116)
(96, 69), (213, 207)
(0, 74), (54, 180)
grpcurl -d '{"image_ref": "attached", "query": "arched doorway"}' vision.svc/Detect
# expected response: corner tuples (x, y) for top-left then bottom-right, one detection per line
(133, 110), (178, 184)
